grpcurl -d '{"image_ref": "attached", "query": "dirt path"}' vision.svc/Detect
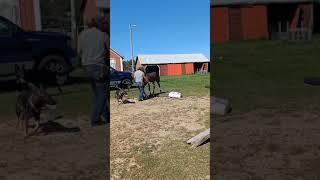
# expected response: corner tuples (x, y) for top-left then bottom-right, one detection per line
(0, 114), (108, 180)
(213, 109), (320, 180)
(111, 96), (210, 179)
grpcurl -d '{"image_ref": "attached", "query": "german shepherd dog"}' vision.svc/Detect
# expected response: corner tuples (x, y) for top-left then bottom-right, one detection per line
(14, 65), (68, 94)
(115, 85), (128, 104)
(16, 82), (57, 137)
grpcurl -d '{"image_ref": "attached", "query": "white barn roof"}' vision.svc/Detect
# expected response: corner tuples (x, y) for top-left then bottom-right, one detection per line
(137, 54), (209, 65)
(211, 0), (320, 6)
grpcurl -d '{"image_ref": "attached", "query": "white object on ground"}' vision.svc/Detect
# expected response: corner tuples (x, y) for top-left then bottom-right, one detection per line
(187, 128), (210, 148)
(168, 92), (182, 98)
(211, 97), (231, 115)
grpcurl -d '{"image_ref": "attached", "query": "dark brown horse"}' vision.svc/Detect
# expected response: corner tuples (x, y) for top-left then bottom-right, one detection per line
(144, 72), (162, 97)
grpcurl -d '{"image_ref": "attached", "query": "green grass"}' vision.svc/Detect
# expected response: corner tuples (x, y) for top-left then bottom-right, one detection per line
(0, 74), (209, 120)
(212, 39), (320, 113)
(0, 83), (93, 121)
(111, 74), (210, 99)
(120, 139), (210, 180)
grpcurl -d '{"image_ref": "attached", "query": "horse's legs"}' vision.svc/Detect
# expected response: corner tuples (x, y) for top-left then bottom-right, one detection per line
(157, 81), (162, 92)
(148, 83), (151, 97)
(152, 82), (155, 95)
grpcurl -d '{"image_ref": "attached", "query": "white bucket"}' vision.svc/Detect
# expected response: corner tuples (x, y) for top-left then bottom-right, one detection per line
(168, 92), (182, 98)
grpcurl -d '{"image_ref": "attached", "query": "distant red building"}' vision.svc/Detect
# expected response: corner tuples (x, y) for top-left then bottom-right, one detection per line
(110, 48), (123, 71)
(136, 54), (209, 76)
(211, 0), (319, 44)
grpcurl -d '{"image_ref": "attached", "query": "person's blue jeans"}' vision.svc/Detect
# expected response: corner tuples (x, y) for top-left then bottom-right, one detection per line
(136, 82), (145, 100)
(83, 64), (108, 124)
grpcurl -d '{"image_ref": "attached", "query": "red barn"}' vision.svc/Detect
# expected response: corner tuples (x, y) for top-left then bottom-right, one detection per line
(211, 0), (320, 44)
(0, 0), (41, 31)
(136, 54), (209, 76)
(110, 48), (123, 71)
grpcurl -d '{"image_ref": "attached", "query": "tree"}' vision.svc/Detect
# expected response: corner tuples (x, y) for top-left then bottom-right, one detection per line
(123, 59), (136, 72)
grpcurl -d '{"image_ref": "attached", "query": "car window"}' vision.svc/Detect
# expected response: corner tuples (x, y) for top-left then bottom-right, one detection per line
(0, 20), (10, 36)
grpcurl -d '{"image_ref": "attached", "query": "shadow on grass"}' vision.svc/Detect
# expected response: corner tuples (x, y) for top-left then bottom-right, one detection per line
(145, 91), (167, 100)
(304, 77), (320, 86)
(110, 85), (138, 91)
(122, 99), (136, 104)
(41, 120), (80, 135)
(198, 138), (210, 147)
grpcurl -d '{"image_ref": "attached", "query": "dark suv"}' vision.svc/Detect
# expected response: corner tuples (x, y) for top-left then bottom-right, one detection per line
(0, 16), (76, 83)
(110, 67), (132, 88)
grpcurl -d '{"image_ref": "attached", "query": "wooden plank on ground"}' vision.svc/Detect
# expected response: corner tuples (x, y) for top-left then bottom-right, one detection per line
(187, 128), (210, 148)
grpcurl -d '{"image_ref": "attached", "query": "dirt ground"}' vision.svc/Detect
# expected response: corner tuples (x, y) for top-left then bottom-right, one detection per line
(0, 112), (109, 180)
(213, 109), (320, 180)
(110, 96), (210, 179)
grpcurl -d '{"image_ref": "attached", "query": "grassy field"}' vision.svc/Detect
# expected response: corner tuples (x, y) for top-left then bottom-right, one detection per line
(212, 39), (320, 113)
(0, 73), (209, 119)
(110, 74), (210, 179)
(212, 39), (320, 179)
(0, 72), (210, 179)
(111, 74), (210, 99)
(0, 82), (92, 121)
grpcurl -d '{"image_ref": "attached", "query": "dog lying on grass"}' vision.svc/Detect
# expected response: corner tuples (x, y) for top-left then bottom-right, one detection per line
(115, 85), (128, 104)
(16, 82), (57, 138)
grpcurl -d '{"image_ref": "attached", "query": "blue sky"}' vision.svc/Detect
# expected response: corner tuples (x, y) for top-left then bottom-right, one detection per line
(110, 0), (210, 61)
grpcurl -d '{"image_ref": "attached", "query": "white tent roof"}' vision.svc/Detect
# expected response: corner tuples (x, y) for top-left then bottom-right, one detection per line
(137, 54), (209, 65)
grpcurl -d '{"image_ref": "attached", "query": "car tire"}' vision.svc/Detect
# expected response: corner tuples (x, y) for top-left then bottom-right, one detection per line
(37, 54), (71, 85)
(121, 78), (132, 89)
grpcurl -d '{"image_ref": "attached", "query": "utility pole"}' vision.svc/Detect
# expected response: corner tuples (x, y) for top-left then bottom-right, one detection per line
(129, 24), (136, 73)
(70, 0), (77, 49)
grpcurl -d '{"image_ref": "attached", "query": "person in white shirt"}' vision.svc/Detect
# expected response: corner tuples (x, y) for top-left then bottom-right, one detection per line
(134, 67), (146, 101)
(78, 16), (108, 126)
